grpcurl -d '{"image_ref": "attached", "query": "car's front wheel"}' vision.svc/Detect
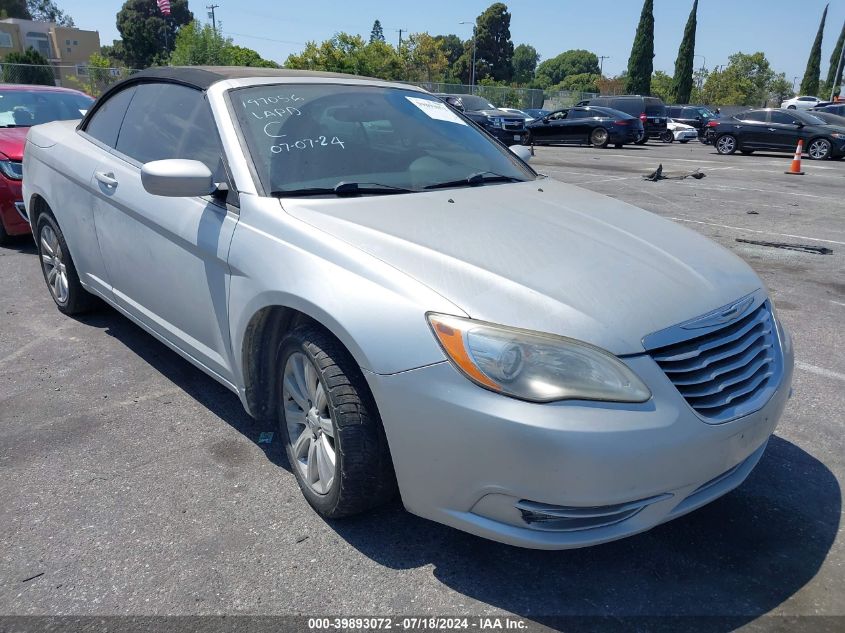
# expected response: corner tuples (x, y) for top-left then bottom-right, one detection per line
(35, 213), (96, 315)
(807, 138), (832, 160)
(277, 325), (396, 518)
(660, 130), (674, 143)
(716, 134), (738, 155)
(590, 127), (609, 148)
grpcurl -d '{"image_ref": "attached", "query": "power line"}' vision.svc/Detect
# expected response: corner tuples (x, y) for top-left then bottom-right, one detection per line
(223, 31), (307, 46)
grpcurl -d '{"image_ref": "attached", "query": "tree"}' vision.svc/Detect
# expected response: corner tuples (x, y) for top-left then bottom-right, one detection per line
(473, 2), (514, 82)
(768, 73), (794, 106)
(433, 34), (464, 67)
(27, 0), (73, 26)
(370, 19), (385, 44)
(2, 48), (54, 85)
(800, 4), (827, 96)
(402, 33), (448, 82)
(535, 50), (600, 88)
(116, 0), (193, 69)
(511, 43), (539, 84)
(651, 70), (674, 101)
(700, 52), (775, 106)
(555, 72), (601, 93)
(285, 33), (404, 80)
(824, 19), (845, 98)
(0, 0), (30, 19)
(670, 0), (697, 104)
(170, 21), (230, 66)
(626, 0), (654, 95)
(597, 74), (627, 96)
(226, 44), (279, 68)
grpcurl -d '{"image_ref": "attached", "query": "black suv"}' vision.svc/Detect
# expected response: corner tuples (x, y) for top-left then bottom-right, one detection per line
(667, 105), (717, 138)
(577, 95), (667, 144)
(436, 93), (527, 146)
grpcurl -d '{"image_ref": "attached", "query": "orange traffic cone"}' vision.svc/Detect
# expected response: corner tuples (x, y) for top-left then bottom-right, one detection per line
(785, 140), (805, 175)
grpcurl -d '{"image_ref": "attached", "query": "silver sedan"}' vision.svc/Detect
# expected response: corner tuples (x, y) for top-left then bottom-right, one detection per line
(23, 67), (793, 549)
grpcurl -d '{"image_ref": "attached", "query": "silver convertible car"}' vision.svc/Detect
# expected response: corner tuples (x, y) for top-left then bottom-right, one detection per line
(23, 67), (793, 549)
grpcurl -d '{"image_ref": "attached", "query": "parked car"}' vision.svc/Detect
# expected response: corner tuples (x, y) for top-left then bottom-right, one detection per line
(667, 119), (698, 143)
(25, 66), (793, 550)
(813, 103), (845, 116)
(435, 93), (527, 145)
(707, 108), (845, 160)
(523, 108), (551, 120)
(0, 84), (93, 244)
(524, 106), (643, 148)
(666, 105), (717, 139)
(781, 95), (826, 110)
(576, 95), (668, 144)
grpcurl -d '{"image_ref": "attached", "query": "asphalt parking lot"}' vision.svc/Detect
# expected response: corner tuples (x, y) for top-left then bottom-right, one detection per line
(1, 140), (843, 630)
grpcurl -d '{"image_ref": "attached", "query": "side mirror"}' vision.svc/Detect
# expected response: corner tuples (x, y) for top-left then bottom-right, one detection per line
(141, 159), (216, 197)
(509, 144), (532, 162)
(542, 116), (550, 123)
(794, 121), (805, 128)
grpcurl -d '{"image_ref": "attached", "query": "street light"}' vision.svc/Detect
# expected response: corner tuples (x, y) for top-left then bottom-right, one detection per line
(459, 20), (477, 93)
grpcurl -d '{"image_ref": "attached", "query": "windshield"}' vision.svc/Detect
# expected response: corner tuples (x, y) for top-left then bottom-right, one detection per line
(456, 95), (497, 111)
(0, 89), (93, 127)
(232, 84), (534, 196)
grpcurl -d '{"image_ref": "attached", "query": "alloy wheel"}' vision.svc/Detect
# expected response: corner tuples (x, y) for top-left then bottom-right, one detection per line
(591, 128), (608, 146)
(39, 224), (69, 305)
(808, 139), (831, 160)
(282, 351), (337, 495)
(717, 135), (736, 154)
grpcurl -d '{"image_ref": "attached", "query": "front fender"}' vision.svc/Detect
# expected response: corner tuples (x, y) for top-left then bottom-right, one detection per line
(227, 195), (463, 393)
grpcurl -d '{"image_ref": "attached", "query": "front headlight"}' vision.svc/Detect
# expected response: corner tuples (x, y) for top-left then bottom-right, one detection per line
(0, 159), (22, 180)
(831, 132), (844, 139)
(427, 314), (651, 403)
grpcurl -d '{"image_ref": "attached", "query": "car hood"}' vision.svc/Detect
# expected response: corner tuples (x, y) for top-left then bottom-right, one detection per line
(0, 127), (29, 160)
(471, 108), (525, 119)
(280, 179), (761, 355)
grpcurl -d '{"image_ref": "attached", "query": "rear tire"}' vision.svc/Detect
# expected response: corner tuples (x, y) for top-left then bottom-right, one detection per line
(590, 127), (609, 148)
(715, 134), (738, 155)
(787, 105), (797, 110)
(35, 212), (96, 315)
(277, 324), (396, 518)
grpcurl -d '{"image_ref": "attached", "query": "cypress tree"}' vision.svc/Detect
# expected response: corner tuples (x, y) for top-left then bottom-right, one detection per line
(825, 19), (845, 97)
(670, 0), (698, 104)
(626, 0), (655, 95)
(799, 4), (828, 96)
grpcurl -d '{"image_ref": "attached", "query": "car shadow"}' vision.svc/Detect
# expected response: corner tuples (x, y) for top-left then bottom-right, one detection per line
(75, 307), (291, 472)
(0, 234), (35, 253)
(74, 307), (839, 629)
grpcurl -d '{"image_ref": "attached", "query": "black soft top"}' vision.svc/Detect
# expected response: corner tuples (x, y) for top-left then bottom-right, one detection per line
(121, 66), (381, 90)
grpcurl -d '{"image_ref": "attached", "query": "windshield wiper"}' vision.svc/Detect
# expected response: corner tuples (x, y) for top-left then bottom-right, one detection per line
(272, 181), (417, 198)
(424, 171), (523, 190)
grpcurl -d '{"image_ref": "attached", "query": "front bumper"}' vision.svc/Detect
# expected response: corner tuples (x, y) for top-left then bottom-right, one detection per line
(673, 129), (698, 141)
(487, 127), (526, 146)
(366, 324), (793, 549)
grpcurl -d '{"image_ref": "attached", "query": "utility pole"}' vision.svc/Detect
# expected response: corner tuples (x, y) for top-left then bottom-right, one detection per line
(397, 29), (404, 50)
(459, 21), (477, 93)
(207, 4), (219, 33)
(598, 56), (610, 75)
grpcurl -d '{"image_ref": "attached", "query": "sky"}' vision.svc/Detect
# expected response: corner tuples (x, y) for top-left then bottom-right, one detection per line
(59, 0), (844, 88)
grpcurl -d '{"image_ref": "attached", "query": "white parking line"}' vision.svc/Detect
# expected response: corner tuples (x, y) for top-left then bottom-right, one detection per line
(701, 183), (840, 201)
(831, 300), (845, 307)
(796, 361), (845, 383)
(668, 217), (845, 246)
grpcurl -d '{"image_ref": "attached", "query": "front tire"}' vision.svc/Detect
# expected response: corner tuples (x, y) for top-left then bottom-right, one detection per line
(277, 325), (396, 518)
(787, 105), (797, 110)
(35, 213), (95, 315)
(716, 134), (738, 155)
(807, 138), (832, 160)
(590, 127), (609, 148)
(660, 130), (674, 143)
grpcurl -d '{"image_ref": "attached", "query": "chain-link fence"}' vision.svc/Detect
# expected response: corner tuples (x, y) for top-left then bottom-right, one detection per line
(407, 81), (598, 111)
(0, 62), (139, 96)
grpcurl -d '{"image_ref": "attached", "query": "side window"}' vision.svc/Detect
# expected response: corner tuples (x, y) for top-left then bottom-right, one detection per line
(84, 86), (136, 148)
(568, 109), (589, 119)
(115, 82), (224, 178)
(770, 111), (798, 125)
(740, 111), (767, 123)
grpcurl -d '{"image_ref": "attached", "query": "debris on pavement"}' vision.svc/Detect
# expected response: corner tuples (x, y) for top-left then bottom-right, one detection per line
(736, 239), (833, 255)
(296, 535), (309, 544)
(22, 572), (44, 583)
(643, 164), (706, 182)
(747, 210), (759, 215)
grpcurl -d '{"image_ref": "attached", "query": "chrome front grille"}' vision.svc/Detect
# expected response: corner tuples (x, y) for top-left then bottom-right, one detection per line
(503, 118), (525, 131)
(649, 301), (781, 423)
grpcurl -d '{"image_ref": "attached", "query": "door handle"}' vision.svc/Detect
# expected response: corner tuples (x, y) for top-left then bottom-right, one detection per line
(95, 171), (118, 187)
(767, 128), (776, 132)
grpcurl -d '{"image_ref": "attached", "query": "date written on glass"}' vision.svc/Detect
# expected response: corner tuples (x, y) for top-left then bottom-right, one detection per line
(270, 136), (346, 154)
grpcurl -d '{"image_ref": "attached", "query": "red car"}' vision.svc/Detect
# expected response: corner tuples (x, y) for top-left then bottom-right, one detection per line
(0, 84), (94, 244)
